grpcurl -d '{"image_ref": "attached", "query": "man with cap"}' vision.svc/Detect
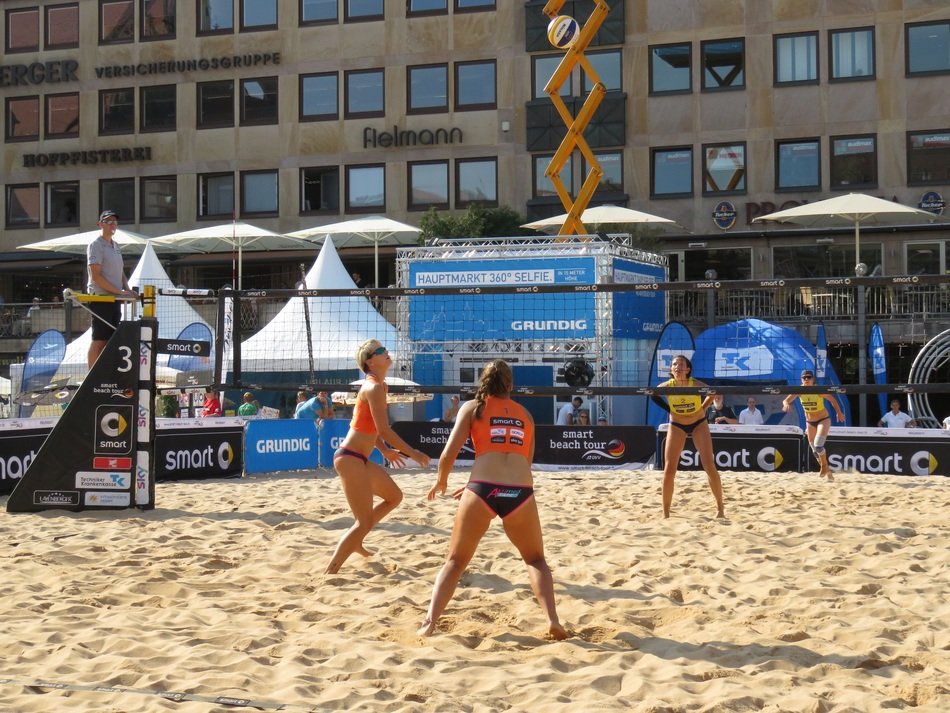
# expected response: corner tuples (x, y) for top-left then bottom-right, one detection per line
(86, 210), (134, 367)
(781, 369), (845, 480)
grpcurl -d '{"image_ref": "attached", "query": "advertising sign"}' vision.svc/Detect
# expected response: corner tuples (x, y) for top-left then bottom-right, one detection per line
(0, 419), (56, 495)
(824, 427), (950, 476)
(407, 257), (596, 342)
(155, 420), (245, 479)
(611, 258), (667, 339)
(243, 418), (317, 474)
(656, 424), (806, 473)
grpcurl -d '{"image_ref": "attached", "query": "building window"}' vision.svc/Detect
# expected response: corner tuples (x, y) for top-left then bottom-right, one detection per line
(456, 60), (496, 110)
(6, 184), (40, 227)
(651, 147), (692, 198)
(198, 173), (234, 217)
(533, 155), (571, 198)
(456, 0), (494, 10)
(300, 73), (338, 120)
(142, 0), (175, 39)
(301, 166), (340, 213)
(300, 0), (336, 24)
(830, 134), (877, 189)
(198, 0), (234, 33)
(345, 69), (384, 118)
(141, 85), (176, 132)
(6, 8), (39, 53)
(47, 4), (80, 49)
(101, 0), (134, 43)
(5, 97), (39, 141)
(585, 151), (624, 193)
(46, 181), (79, 226)
(197, 80), (234, 128)
(774, 32), (818, 85)
(409, 0), (446, 14)
(141, 176), (177, 221)
(408, 161), (449, 210)
(702, 38), (744, 90)
(100, 89), (135, 135)
(101, 178), (135, 221)
(456, 158), (497, 207)
(907, 130), (950, 185)
(241, 77), (278, 124)
(407, 64), (448, 113)
(241, 170), (278, 215)
(533, 55), (571, 99)
(241, 0), (276, 30)
(829, 27), (874, 80)
(776, 139), (820, 191)
(346, 0), (383, 22)
(703, 143), (746, 194)
(650, 43), (691, 94)
(46, 93), (80, 138)
(582, 50), (622, 93)
(346, 164), (385, 212)
(907, 21), (950, 75)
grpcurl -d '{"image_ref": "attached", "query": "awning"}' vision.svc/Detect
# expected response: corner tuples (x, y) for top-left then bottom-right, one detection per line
(0, 251), (78, 272)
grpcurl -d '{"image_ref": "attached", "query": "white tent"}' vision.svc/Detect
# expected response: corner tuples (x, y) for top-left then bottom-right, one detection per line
(56, 244), (212, 379)
(238, 236), (398, 373)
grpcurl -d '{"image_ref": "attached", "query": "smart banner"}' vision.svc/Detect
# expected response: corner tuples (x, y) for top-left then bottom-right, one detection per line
(154, 417), (244, 479)
(392, 421), (656, 470)
(0, 418), (57, 495)
(824, 426), (950, 476)
(656, 424), (806, 473)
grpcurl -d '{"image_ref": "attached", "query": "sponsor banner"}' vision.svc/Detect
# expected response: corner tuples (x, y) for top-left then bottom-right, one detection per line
(612, 258), (667, 339)
(84, 491), (131, 507)
(75, 471), (131, 489)
(93, 456), (133, 470)
(656, 424), (806, 473)
(0, 426), (51, 495)
(393, 422), (656, 470)
(33, 490), (79, 507)
(155, 425), (243, 480)
(317, 418), (383, 468)
(825, 427), (950, 476)
(245, 419), (318, 473)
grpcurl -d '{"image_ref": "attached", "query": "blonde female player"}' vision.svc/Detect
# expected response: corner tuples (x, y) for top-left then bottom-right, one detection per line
(652, 354), (725, 519)
(417, 359), (567, 640)
(326, 339), (431, 574)
(782, 369), (845, 481)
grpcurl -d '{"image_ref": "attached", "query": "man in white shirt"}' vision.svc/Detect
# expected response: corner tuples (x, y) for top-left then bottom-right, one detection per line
(556, 396), (583, 425)
(879, 399), (916, 428)
(738, 397), (764, 425)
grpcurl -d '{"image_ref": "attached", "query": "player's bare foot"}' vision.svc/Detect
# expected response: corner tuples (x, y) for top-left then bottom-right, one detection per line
(417, 618), (436, 637)
(356, 544), (373, 558)
(548, 622), (568, 640)
(716, 507), (725, 519)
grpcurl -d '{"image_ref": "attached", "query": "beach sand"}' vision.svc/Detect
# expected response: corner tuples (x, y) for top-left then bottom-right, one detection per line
(0, 468), (948, 712)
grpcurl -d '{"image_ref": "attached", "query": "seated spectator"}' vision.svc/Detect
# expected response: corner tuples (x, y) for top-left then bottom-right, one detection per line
(706, 395), (738, 425)
(738, 397), (764, 425)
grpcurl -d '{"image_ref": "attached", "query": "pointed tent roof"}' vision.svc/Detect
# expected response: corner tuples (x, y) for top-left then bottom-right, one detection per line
(58, 244), (212, 372)
(239, 237), (398, 373)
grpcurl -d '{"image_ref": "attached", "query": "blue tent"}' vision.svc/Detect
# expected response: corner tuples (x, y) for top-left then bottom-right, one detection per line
(691, 319), (850, 427)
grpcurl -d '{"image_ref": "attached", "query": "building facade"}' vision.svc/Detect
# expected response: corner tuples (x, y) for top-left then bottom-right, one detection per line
(1, 0), (948, 298)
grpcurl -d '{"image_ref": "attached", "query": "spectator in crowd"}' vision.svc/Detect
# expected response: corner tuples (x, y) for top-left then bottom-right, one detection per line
(556, 396), (583, 425)
(576, 409), (591, 425)
(351, 272), (364, 287)
(706, 394), (738, 425)
(201, 387), (222, 417)
(879, 399), (916, 428)
(596, 416), (607, 426)
(738, 397), (764, 425)
(238, 392), (259, 417)
(295, 390), (334, 420)
(443, 395), (461, 422)
(943, 415), (950, 430)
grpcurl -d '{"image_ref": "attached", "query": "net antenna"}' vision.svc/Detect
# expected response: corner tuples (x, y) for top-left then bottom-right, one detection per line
(542, 0), (611, 237)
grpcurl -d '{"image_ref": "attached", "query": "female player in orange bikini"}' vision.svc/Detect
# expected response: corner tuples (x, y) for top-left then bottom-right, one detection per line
(652, 354), (725, 519)
(781, 369), (844, 481)
(417, 359), (567, 640)
(326, 339), (431, 574)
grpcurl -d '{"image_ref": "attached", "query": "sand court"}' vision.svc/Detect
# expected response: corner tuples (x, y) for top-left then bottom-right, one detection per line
(0, 469), (948, 712)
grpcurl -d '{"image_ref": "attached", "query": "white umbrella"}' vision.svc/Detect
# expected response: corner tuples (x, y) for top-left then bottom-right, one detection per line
(152, 221), (312, 289)
(287, 216), (421, 287)
(522, 204), (683, 233)
(753, 193), (946, 271)
(16, 228), (192, 255)
(332, 377), (433, 405)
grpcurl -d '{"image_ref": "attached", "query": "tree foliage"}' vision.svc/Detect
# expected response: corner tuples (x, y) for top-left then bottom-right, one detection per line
(419, 204), (534, 240)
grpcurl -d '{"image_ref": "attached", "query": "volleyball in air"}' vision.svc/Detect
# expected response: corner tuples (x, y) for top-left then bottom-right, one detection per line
(547, 15), (580, 50)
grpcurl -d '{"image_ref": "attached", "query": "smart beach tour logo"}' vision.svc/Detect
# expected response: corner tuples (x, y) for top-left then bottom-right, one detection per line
(910, 450), (938, 476)
(756, 446), (784, 472)
(582, 438), (626, 461)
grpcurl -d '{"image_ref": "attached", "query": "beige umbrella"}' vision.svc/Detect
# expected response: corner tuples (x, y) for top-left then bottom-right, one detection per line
(287, 216), (421, 287)
(522, 204), (683, 233)
(152, 221), (312, 289)
(753, 193), (946, 272)
(17, 228), (192, 255)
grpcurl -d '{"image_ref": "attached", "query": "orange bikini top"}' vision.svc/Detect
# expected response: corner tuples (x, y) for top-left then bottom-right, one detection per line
(350, 375), (380, 434)
(469, 396), (532, 458)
